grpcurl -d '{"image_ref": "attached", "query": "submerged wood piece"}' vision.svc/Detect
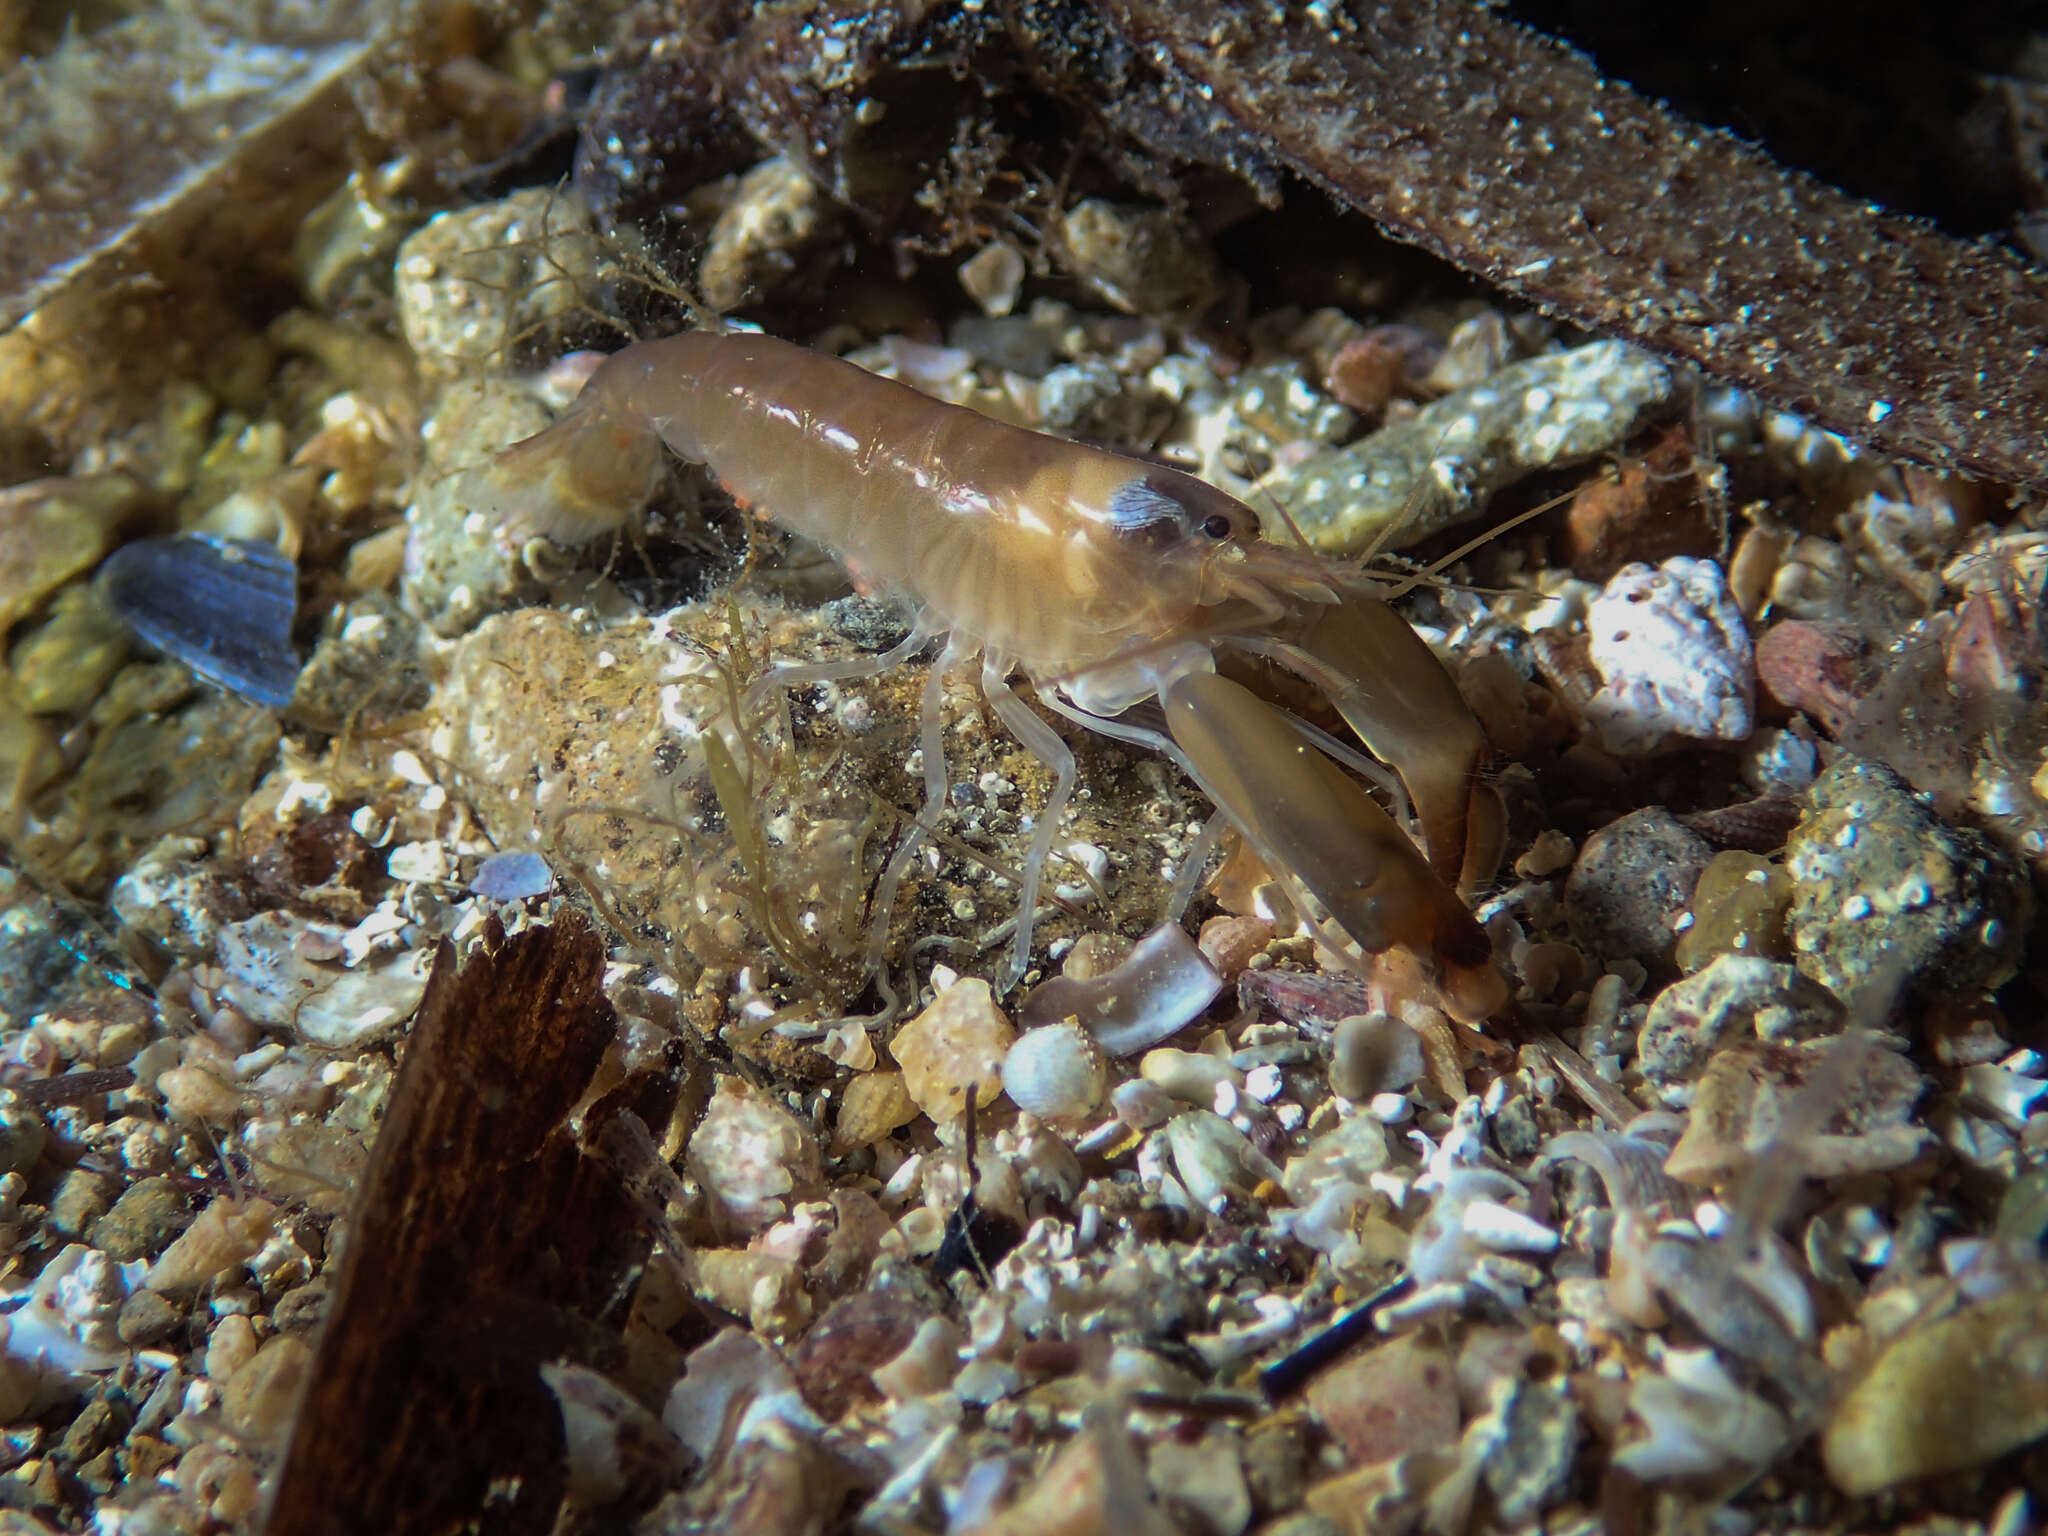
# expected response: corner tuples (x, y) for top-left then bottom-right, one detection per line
(1098, 0), (2048, 486)
(0, 1), (386, 331)
(264, 912), (684, 1536)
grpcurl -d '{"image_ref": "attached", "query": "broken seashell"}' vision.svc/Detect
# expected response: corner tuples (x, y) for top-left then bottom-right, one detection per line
(1003, 1023), (1107, 1119)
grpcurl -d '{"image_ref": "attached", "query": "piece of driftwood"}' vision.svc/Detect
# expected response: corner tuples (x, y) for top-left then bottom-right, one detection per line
(1093, 0), (2048, 486)
(263, 912), (684, 1536)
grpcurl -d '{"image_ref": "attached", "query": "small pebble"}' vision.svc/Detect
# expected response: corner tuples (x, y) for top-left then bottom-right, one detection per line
(1198, 914), (1274, 979)
(959, 242), (1026, 316)
(205, 1314), (260, 1383)
(45, 1170), (114, 1243)
(1328, 1013), (1425, 1101)
(1305, 1333), (1458, 1467)
(891, 978), (1016, 1123)
(222, 1335), (314, 1443)
(1565, 808), (1714, 974)
(1368, 1092), (1411, 1124)
(685, 1077), (823, 1238)
(116, 1289), (182, 1348)
(146, 1198), (280, 1295)
(1824, 1287), (2048, 1494)
(89, 1177), (186, 1262)
(1142, 1048), (1241, 1106)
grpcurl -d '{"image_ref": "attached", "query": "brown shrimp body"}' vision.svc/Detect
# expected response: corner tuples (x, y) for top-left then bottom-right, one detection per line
(479, 327), (1507, 1021)
(542, 330), (1263, 675)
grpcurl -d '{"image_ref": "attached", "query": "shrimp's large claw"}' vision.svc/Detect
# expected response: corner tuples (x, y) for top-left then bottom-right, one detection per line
(1271, 601), (1491, 892)
(1162, 670), (1506, 1023)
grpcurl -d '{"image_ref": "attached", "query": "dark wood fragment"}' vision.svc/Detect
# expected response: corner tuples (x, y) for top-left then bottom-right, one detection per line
(1095, 0), (2048, 486)
(264, 913), (683, 1536)
(11, 1068), (134, 1106)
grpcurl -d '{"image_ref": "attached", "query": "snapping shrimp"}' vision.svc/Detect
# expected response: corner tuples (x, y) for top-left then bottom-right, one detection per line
(473, 328), (1507, 1022)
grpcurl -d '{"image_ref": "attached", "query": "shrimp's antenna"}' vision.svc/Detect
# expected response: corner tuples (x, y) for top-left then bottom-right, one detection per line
(1355, 418), (1467, 575)
(1385, 483), (1581, 602)
(1256, 483), (1319, 557)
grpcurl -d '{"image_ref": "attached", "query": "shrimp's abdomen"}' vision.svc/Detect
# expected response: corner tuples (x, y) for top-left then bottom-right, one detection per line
(585, 332), (1154, 667)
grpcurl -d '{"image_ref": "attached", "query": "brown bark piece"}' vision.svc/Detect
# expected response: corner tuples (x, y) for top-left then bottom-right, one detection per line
(264, 912), (683, 1536)
(1097, 0), (2048, 486)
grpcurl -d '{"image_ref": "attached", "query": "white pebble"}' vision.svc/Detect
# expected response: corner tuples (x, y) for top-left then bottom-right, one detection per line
(1369, 1092), (1412, 1124)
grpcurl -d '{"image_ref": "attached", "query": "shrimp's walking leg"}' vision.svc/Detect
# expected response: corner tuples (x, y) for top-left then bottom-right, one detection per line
(1166, 810), (1231, 924)
(865, 639), (966, 980)
(1259, 600), (1490, 892)
(1034, 689), (1222, 924)
(980, 654), (1076, 990)
(745, 629), (930, 757)
(1162, 669), (1505, 1023)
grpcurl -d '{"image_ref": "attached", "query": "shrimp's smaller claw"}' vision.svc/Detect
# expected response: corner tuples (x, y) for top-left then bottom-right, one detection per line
(1262, 600), (1488, 890)
(1161, 669), (1505, 1024)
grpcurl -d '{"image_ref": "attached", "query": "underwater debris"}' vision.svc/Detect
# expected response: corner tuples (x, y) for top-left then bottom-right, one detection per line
(0, 0), (387, 330)
(265, 915), (684, 1536)
(100, 533), (302, 710)
(1091, 0), (2048, 484)
(1786, 757), (2032, 1016)
(1021, 921), (1223, 1056)
(1258, 342), (1675, 557)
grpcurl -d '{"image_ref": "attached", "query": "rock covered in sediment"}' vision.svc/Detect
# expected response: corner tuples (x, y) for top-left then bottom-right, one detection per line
(1635, 954), (1844, 1097)
(686, 1077), (823, 1238)
(1053, 200), (1221, 318)
(399, 378), (557, 636)
(1263, 341), (1675, 556)
(1662, 1039), (1926, 1185)
(1564, 807), (1713, 974)
(698, 158), (844, 313)
(394, 189), (603, 380)
(1479, 1377), (1580, 1525)
(1786, 758), (2030, 1017)
(891, 977), (1015, 1124)
(1823, 1287), (2048, 1494)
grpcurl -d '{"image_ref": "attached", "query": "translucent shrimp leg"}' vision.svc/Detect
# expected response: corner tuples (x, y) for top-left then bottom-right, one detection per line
(980, 653), (1077, 989)
(1032, 688), (1227, 923)
(744, 628), (931, 770)
(743, 628), (930, 717)
(865, 638), (967, 979)
(1161, 669), (1505, 1023)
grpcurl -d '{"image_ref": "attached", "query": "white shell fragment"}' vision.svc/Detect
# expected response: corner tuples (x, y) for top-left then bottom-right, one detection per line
(1615, 1347), (1788, 1480)
(1584, 557), (1754, 754)
(1003, 1023), (1108, 1119)
(214, 910), (432, 1048)
(1020, 921), (1222, 1056)
(1161, 1111), (1283, 1209)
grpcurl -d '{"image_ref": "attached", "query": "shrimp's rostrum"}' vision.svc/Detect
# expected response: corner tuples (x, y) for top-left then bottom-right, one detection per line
(476, 328), (1507, 1022)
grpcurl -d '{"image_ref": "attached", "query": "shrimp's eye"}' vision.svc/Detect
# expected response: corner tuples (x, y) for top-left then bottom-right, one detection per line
(1201, 513), (1234, 540)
